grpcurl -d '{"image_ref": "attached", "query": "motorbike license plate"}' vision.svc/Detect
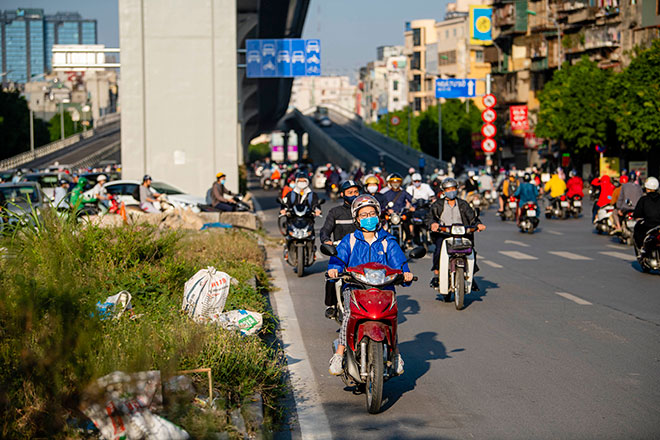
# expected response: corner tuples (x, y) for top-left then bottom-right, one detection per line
(626, 220), (637, 228)
(560, 201), (569, 207)
(573, 201), (582, 207)
(509, 202), (517, 208)
(526, 210), (536, 217)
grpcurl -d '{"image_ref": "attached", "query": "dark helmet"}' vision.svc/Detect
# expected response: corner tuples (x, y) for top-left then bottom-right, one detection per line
(523, 173), (531, 182)
(142, 174), (152, 182)
(340, 179), (359, 193)
(294, 171), (308, 180)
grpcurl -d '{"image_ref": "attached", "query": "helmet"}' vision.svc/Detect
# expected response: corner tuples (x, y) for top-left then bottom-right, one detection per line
(372, 167), (382, 174)
(523, 173), (531, 182)
(569, 170), (577, 178)
(467, 170), (475, 178)
(216, 172), (226, 179)
(438, 169), (446, 176)
(78, 176), (89, 186)
(619, 175), (629, 184)
(294, 171), (308, 180)
(59, 178), (69, 186)
(408, 167), (415, 175)
(441, 178), (458, 190)
(351, 194), (381, 221)
(97, 174), (107, 182)
(411, 173), (422, 182)
(142, 174), (152, 182)
(645, 177), (659, 191)
(387, 173), (403, 182)
(364, 175), (379, 185)
(340, 180), (359, 193)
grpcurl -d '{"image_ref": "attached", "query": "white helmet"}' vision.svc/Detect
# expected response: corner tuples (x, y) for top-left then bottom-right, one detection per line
(411, 173), (422, 181)
(644, 176), (659, 191)
(97, 174), (107, 182)
(351, 194), (381, 221)
(467, 170), (475, 178)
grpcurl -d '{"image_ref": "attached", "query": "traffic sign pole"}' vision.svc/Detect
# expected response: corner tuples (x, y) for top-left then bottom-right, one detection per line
(438, 98), (442, 163)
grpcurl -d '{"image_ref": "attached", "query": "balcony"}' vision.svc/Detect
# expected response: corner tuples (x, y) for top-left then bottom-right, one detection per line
(530, 57), (549, 71)
(494, 4), (516, 27)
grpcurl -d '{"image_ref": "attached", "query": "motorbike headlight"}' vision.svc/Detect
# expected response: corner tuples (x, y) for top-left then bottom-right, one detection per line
(289, 227), (311, 239)
(391, 213), (401, 225)
(353, 269), (397, 286)
(451, 225), (466, 235)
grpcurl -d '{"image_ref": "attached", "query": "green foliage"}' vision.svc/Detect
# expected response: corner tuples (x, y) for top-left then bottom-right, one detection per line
(0, 212), (281, 438)
(610, 40), (660, 152)
(370, 107), (420, 150)
(536, 56), (613, 152)
(0, 91), (50, 160)
(48, 109), (83, 142)
(248, 142), (271, 163)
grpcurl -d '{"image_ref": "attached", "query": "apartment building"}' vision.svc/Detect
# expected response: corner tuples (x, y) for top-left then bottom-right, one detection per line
(404, 19), (437, 113)
(358, 45), (408, 123)
(289, 75), (357, 113)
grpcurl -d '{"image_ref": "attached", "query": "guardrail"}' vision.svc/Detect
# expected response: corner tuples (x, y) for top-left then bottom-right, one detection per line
(96, 112), (121, 127)
(293, 109), (363, 172)
(71, 140), (121, 170)
(322, 103), (447, 172)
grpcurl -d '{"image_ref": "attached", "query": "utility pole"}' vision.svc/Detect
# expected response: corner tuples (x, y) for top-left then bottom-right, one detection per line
(438, 98), (442, 162)
(407, 105), (412, 148)
(60, 100), (65, 140)
(29, 109), (34, 155)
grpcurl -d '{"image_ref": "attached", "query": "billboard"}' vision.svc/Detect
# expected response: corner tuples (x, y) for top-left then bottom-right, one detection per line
(470, 6), (493, 45)
(510, 105), (529, 132)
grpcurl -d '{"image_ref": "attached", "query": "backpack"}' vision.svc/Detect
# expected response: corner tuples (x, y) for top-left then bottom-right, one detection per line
(348, 232), (388, 253)
(205, 188), (213, 205)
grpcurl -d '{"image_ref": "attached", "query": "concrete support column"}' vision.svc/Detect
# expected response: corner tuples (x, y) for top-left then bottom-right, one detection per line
(119, 0), (239, 195)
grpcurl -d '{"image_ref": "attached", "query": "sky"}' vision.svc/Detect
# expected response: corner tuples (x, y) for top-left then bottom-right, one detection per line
(2, 0), (449, 76)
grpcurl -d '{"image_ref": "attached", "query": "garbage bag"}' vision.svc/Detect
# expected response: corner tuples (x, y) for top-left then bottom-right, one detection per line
(96, 291), (133, 320)
(209, 309), (263, 336)
(80, 370), (189, 440)
(182, 267), (233, 323)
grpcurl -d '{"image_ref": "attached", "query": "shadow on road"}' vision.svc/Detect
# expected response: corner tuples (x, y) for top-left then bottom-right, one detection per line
(379, 332), (464, 412)
(396, 294), (420, 324)
(463, 276), (498, 309)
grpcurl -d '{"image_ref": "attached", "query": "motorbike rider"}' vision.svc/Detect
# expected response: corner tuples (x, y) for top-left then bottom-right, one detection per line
(513, 173), (539, 224)
(632, 177), (660, 253)
(566, 170), (584, 201)
(478, 169), (494, 195)
(69, 176), (92, 209)
(319, 180), (360, 319)
(381, 173), (415, 245)
(426, 178), (486, 289)
(327, 194), (413, 376)
(403, 167), (416, 187)
(406, 173), (435, 202)
(89, 174), (109, 208)
(544, 170), (567, 199)
(139, 175), (163, 213)
(498, 171), (519, 215)
(590, 175), (615, 221)
(209, 172), (238, 211)
(280, 171), (321, 216)
(613, 174), (643, 233)
(53, 178), (71, 209)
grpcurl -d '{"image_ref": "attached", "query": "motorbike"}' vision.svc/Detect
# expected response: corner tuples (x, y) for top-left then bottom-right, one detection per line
(634, 225), (660, 273)
(500, 196), (518, 221)
(326, 182), (340, 200)
(410, 199), (431, 250)
(618, 209), (636, 245)
(568, 194), (583, 218)
(320, 243), (425, 414)
(483, 190), (497, 208)
(433, 224), (479, 310)
(466, 191), (483, 217)
(282, 199), (324, 277)
(383, 202), (408, 250)
(545, 195), (569, 219)
(594, 205), (616, 235)
(518, 202), (539, 234)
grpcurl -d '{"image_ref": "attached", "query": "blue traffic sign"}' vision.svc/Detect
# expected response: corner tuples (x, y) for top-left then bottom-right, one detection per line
(435, 78), (477, 98)
(246, 39), (321, 78)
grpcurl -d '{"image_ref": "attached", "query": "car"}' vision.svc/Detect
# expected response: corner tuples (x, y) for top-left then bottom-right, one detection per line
(312, 166), (329, 189)
(22, 172), (73, 203)
(83, 180), (205, 212)
(0, 181), (46, 227)
(292, 51), (305, 63)
(319, 117), (332, 127)
(247, 50), (261, 63)
(277, 50), (290, 63)
(306, 40), (320, 53)
(313, 106), (329, 122)
(262, 43), (276, 56)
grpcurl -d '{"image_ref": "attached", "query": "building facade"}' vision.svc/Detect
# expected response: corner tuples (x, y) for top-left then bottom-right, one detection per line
(357, 46), (408, 122)
(0, 8), (97, 84)
(289, 75), (357, 114)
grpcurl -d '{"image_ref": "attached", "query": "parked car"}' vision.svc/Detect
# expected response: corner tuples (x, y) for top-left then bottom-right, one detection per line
(22, 172), (73, 202)
(0, 181), (46, 227)
(83, 180), (205, 212)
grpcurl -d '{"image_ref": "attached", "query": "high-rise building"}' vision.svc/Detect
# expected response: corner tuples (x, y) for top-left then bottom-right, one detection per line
(0, 8), (97, 83)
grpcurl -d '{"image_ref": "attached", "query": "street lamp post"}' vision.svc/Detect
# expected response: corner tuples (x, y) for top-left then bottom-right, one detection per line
(60, 100), (65, 140)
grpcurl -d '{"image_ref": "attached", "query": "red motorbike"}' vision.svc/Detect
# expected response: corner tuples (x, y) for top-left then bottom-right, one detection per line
(321, 244), (425, 413)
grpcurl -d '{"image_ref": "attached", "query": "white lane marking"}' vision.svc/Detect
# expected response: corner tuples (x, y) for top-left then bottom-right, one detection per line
(548, 251), (593, 261)
(482, 259), (503, 268)
(498, 250), (538, 260)
(268, 250), (333, 440)
(504, 240), (530, 247)
(547, 230), (564, 236)
(606, 244), (627, 249)
(600, 251), (636, 262)
(556, 292), (593, 305)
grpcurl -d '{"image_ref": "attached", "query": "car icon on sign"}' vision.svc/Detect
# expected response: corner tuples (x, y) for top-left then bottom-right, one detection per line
(306, 40), (320, 53)
(247, 51), (261, 63)
(262, 43), (276, 56)
(277, 50), (290, 63)
(292, 51), (305, 63)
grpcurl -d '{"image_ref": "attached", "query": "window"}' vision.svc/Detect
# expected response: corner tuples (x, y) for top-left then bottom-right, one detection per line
(411, 51), (421, 69)
(412, 28), (421, 46)
(438, 50), (456, 65)
(453, 28), (457, 37)
(414, 97), (422, 111)
(475, 50), (484, 62)
(411, 74), (421, 92)
(445, 30), (449, 38)
(393, 80), (398, 91)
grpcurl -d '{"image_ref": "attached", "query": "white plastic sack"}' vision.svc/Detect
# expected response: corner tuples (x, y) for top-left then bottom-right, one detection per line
(80, 371), (189, 440)
(182, 267), (232, 323)
(96, 291), (133, 320)
(210, 309), (263, 336)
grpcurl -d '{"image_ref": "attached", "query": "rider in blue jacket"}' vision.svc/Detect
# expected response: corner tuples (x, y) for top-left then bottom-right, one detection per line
(513, 173), (539, 223)
(327, 194), (413, 376)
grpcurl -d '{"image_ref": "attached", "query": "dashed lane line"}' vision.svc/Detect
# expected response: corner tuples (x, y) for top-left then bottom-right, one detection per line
(556, 292), (593, 305)
(547, 230), (564, 236)
(548, 251), (593, 261)
(599, 251), (636, 262)
(498, 250), (538, 260)
(482, 259), (503, 268)
(504, 240), (530, 247)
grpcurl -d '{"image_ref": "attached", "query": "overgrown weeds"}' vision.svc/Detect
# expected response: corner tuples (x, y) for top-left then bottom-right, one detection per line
(0, 209), (282, 438)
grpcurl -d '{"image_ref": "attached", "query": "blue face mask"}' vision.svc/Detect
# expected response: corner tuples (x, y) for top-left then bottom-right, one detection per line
(343, 195), (357, 205)
(359, 216), (379, 232)
(220, 179), (226, 185)
(445, 190), (458, 200)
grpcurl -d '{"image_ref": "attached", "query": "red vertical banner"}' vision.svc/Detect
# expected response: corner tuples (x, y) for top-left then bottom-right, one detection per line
(509, 105), (529, 131)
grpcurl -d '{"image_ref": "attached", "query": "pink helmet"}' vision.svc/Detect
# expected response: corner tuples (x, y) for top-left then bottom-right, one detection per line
(350, 194), (381, 221)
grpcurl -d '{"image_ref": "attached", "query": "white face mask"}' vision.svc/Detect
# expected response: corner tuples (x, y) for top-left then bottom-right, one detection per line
(296, 181), (308, 190)
(413, 181), (421, 188)
(367, 185), (378, 194)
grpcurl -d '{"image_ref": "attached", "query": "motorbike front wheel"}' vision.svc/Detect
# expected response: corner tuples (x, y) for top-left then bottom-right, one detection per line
(455, 266), (465, 310)
(296, 246), (304, 277)
(366, 339), (384, 414)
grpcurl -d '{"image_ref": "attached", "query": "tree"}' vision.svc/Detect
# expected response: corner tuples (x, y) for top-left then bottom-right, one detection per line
(536, 56), (613, 154)
(611, 40), (660, 152)
(0, 91), (50, 160)
(48, 109), (84, 142)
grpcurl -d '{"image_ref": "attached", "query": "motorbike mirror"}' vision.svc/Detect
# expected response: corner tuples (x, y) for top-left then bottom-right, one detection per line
(276, 197), (284, 205)
(319, 198), (326, 205)
(320, 243), (338, 257)
(408, 246), (426, 260)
